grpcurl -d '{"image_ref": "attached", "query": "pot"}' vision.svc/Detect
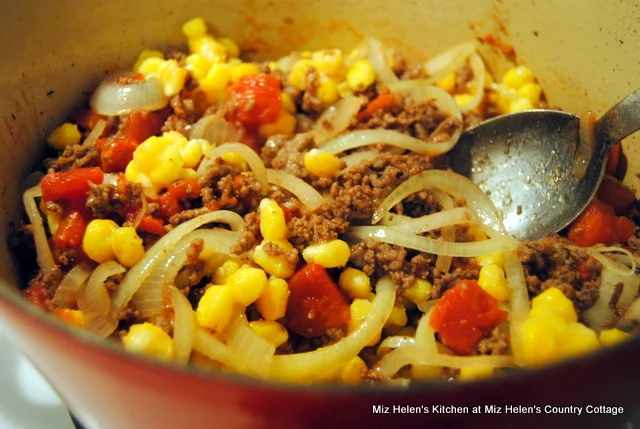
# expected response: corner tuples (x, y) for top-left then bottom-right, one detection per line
(0, 1), (639, 428)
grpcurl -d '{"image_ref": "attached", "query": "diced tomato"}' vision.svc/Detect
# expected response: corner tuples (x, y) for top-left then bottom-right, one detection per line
(228, 74), (282, 126)
(597, 176), (636, 215)
(606, 143), (621, 176)
(123, 111), (164, 143)
(75, 109), (107, 131)
(568, 198), (636, 246)
(52, 208), (91, 251)
(137, 215), (166, 236)
(280, 205), (294, 223)
(23, 283), (48, 310)
(614, 216), (636, 243)
(51, 308), (85, 327)
(157, 180), (202, 220)
(356, 93), (399, 121)
(285, 263), (351, 338)
(97, 137), (138, 173)
(430, 280), (508, 355)
(40, 167), (104, 202)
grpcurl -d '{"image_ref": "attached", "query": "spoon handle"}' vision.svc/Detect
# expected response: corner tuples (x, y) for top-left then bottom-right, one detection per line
(596, 88), (640, 147)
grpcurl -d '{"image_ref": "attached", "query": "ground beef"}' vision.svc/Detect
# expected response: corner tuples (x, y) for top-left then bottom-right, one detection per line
(454, 62), (473, 93)
(168, 207), (211, 227)
(186, 238), (205, 265)
(104, 273), (123, 294)
(394, 190), (442, 217)
(287, 200), (351, 251)
(474, 327), (510, 356)
(197, 159), (263, 216)
(44, 141), (99, 172)
(30, 266), (63, 310)
(231, 212), (260, 255)
(300, 67), (323, 114)
(279, 326), (347, 354)
(263, 241), (299, 268)
(518, 235), (602, 311)
(262, 133), (315, 181)
(85, 181), (144, 224)
(431, 262), (481, 298)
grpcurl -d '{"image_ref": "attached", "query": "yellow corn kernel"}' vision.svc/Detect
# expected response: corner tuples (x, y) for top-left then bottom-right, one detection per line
(122, 323), (175, 361)
(403, 279), (433, 305)
(495, 86), (516, 114)
(252, 240), (297, 279)
(229, 62), (261, 83)
(459, 366), (494, 381)
(304, 149), (342, 177)
(191, 36), (228, 63)
(599, 328), (629, 346)
(213, 259), (242, 284)
(519, 315), (562, 366)
(316, 75), (339, 105)
(385, 304), (408, 327)
(503, 65), (535, 90)
(508, 97), (534, 113)
(185, 53), (212, 81)
(200, 63), (231, 103)
(132, 134), (184, 188)
(196, 285), (234, 331)
(82, 219), (119, 263)
(559, 322), (600, 358)
(337, 81), (352, 98)
(133, 49), (164, 73)
(256, 277), (290, 321)
(300, 50), (312, 58)
(477, 264), (510, 302)
(530, 287), (577, 323)
(346, 60), (376, 92)
(288, 59), (313, 91)
(476, 253), (504, 269)
(226, 265), (269, 306)
(191, 350), (222, 370)
(257, 110), (297, 138)
(52, 308), (85, 327)
(220, 152), (248, 171)
(111, 227), (145, 268)
(259, 198), (287, 241)
(311, 49), (344, 76)
(281, 93), (296, 113)
(249, 320), (289, 347)
(179, 140), (204, 169)
(219, 38), (240, 58)
(348, 298), (380, 346)
(267, 61), (279, 72)
(161, 59), (188, 97)
(454, 93), (474, 107)
(339, 356), (367, 384)
(182, 17), (208, 39)
(338, 268), (371, 299)
(47, 123), (82, 150)
(179, 167), (198, 181)
(516, 82), (542, 106)
(302, 239), (351, 268)
(436, 71), (456, 93)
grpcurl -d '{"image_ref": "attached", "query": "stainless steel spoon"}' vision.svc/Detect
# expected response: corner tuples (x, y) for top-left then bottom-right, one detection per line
(449, 89), (640, 241)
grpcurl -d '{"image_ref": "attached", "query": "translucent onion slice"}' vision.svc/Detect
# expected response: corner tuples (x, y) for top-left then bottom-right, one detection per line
(459, 53), (486, 112)
(189, 114), (242, 144)
(377, 336), (415, 358)
(78, 261), (125, 317)
(349, 226), (516, 257)
(192, 328), (235, 368)
(365, 38), (399, 87)
(90, 74), (169, 116)
(618, 298), (640, 330)
(130, 194), (148, 229)
(84, 119), (107, 147)
(170, 286), (196, 364)
(422, 41), (477, 84)
(84, 313), (119, 339)
(266, 169), (324, 210)
(416, 298), (440, 314)
(109, 211), (245, 329)
(53, 262), (94, 308)
(23, 186), (55, 273)
(197, 143), (268, 195)
(311, 95), (362, 145)
(586, 246), (637, 277)
(132, 229), (239, 318)
(339, 150), (379, 170)
(270, 277), (395, 382)
(503, 251), (530, 366)
(390, 207), (473, 234)
(411, 310), (440, 375)
(226, 314), (275, 379)
(371, 169), (507, 237)
(433, 190), (455, 273)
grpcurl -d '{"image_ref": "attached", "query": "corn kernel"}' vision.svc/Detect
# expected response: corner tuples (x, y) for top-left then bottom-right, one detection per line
(348, 298), (380, 346)
(256, 277), (290, 321)
(300, 50), (312, 58)
(122, 322), (175, 361)
(385, 304), (408, 327)
(508, 97), (535, 113)
(599, 328), (629, 346)
(495, 87), (516, 114)
(200, 63), (231, 103)
(230, 62), (261, 83)
(502, 65), (535, 90)
(137, 57), (164, 76)
(191, 350), (222, 370)
(161, 60), (188, 97)
(519, 315), (561, 366)
(288, 59), (313, 91)
(339, 356), (367, 384)
(436, 71), (456, 93)
(218, 37), (240, 58)
(403, 279), (433, 304)
(516, 82), (542, 106)
(338, 268), (371, 299)
(213, 259), (241, 284)
(281, 93), (296, 113)
(196, 285), (235, 332)
(258, 110), (297, 138)
(47, 123), (82, 150)
(220, 152), (248, 171)
(83, 219), (119, 263)
(191, 36), (228, 63)
(182, 17), (208, 39)
(302, 239), (351, 268)
(134, 49), (164, 73)
(454, 94), (474, 107)
(185, 53), (212, 81)
(337, 81), (352, 98)
(459, 366), (494, 381)
(179, 167), (198, 181)
(179, 140), (204, 168)
(346, 60), (376, 92)
(227, 265), (268, 306)
(559, 322), (600, 358)
(249, 320), (289, 347)
(304, 149), (342, 177)
(259, 198), (287, 241)
(311, 49), (344, 76)
(51, 308), (85, 327)
(477, 264), (510, 301)
(253, 240), (298, 279)
(530, 287), (577, 323)
(476, 253), (504, 269)
(111, 227), (145, 267)
(267, 61), (279, 72)
(316, 75), (339, 105)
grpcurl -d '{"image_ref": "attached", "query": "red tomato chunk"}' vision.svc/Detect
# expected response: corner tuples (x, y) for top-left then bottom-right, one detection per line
(228, 74), (282, 126)
(40, 167), (104, 202)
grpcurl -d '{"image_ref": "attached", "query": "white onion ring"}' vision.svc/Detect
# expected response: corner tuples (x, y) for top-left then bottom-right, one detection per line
(586, 246), (637, 277)
(377, 336), (415, 358)
(503, 250), (530, 366)
(130, 194), (148, 229)
(189, 114), (242, 144)
(53, 262), (94, 308)
(90, 74), (168, 116)
(170, 286), (196, 364)
(459, 53), (486, 112)
(366, 38), (399, 88)
(422, 42), (477, 84)
(390, 207), (473, 234)
(23, 186), (55, 273)
(311, 95), (362, 145)
(266, 169), (324, 210)
(84, 119), (107, 146)
(433, 190), (456, 273)
(339, 150), (379, 170)
(226, 314), (275, 379)
(197, 143), (268, 195)
(78, 261), (125, 317)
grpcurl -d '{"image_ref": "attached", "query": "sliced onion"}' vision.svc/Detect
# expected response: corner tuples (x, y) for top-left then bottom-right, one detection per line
(503, 251), (530, 366)
(390, 207), (473, 234)
(414, 311), (437, 353)
(197, 143), (268, 195)
(311, 95), (362, 144)
(365, 38), (399, 88)
(586, 246), (636, 277)
(349, 226), (516, 257)
(78, 261), (126, 317)
(573, 111), (596, 181)
(267, 169), (324, 210)
(226, 314), (275, 379)
(102, 173), (119, 186)
(433, 190), (455, 273)
(170, 286), (196, 364)
(618, 298), (640, 329)
(90, 74), (169, 116)
(459, 53), (486, 112)
(109, 211), (245, 329)
(130, 194), (148, 229)
(23, 186), (55, 273)
(270, 277), (395, 382)
(53, 262), (94, 308)
(422, 42), (477, 84)
(132, 229), (239, 318)
(84, 119), (107, 147)
(379, 212), (412, 226)
(339, 150), (379, 170)
(377, 336), (415, 358)
(189, 114), (242, 144)
(416, 298), (440, 313)
(84, 313), (119, 339)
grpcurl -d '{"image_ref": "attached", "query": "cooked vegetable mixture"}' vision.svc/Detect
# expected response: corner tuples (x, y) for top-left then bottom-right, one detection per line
(16, 17), (640, 384)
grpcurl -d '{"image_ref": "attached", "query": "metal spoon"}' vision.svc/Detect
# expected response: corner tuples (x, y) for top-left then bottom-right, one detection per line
(449, 89), (640, 241)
